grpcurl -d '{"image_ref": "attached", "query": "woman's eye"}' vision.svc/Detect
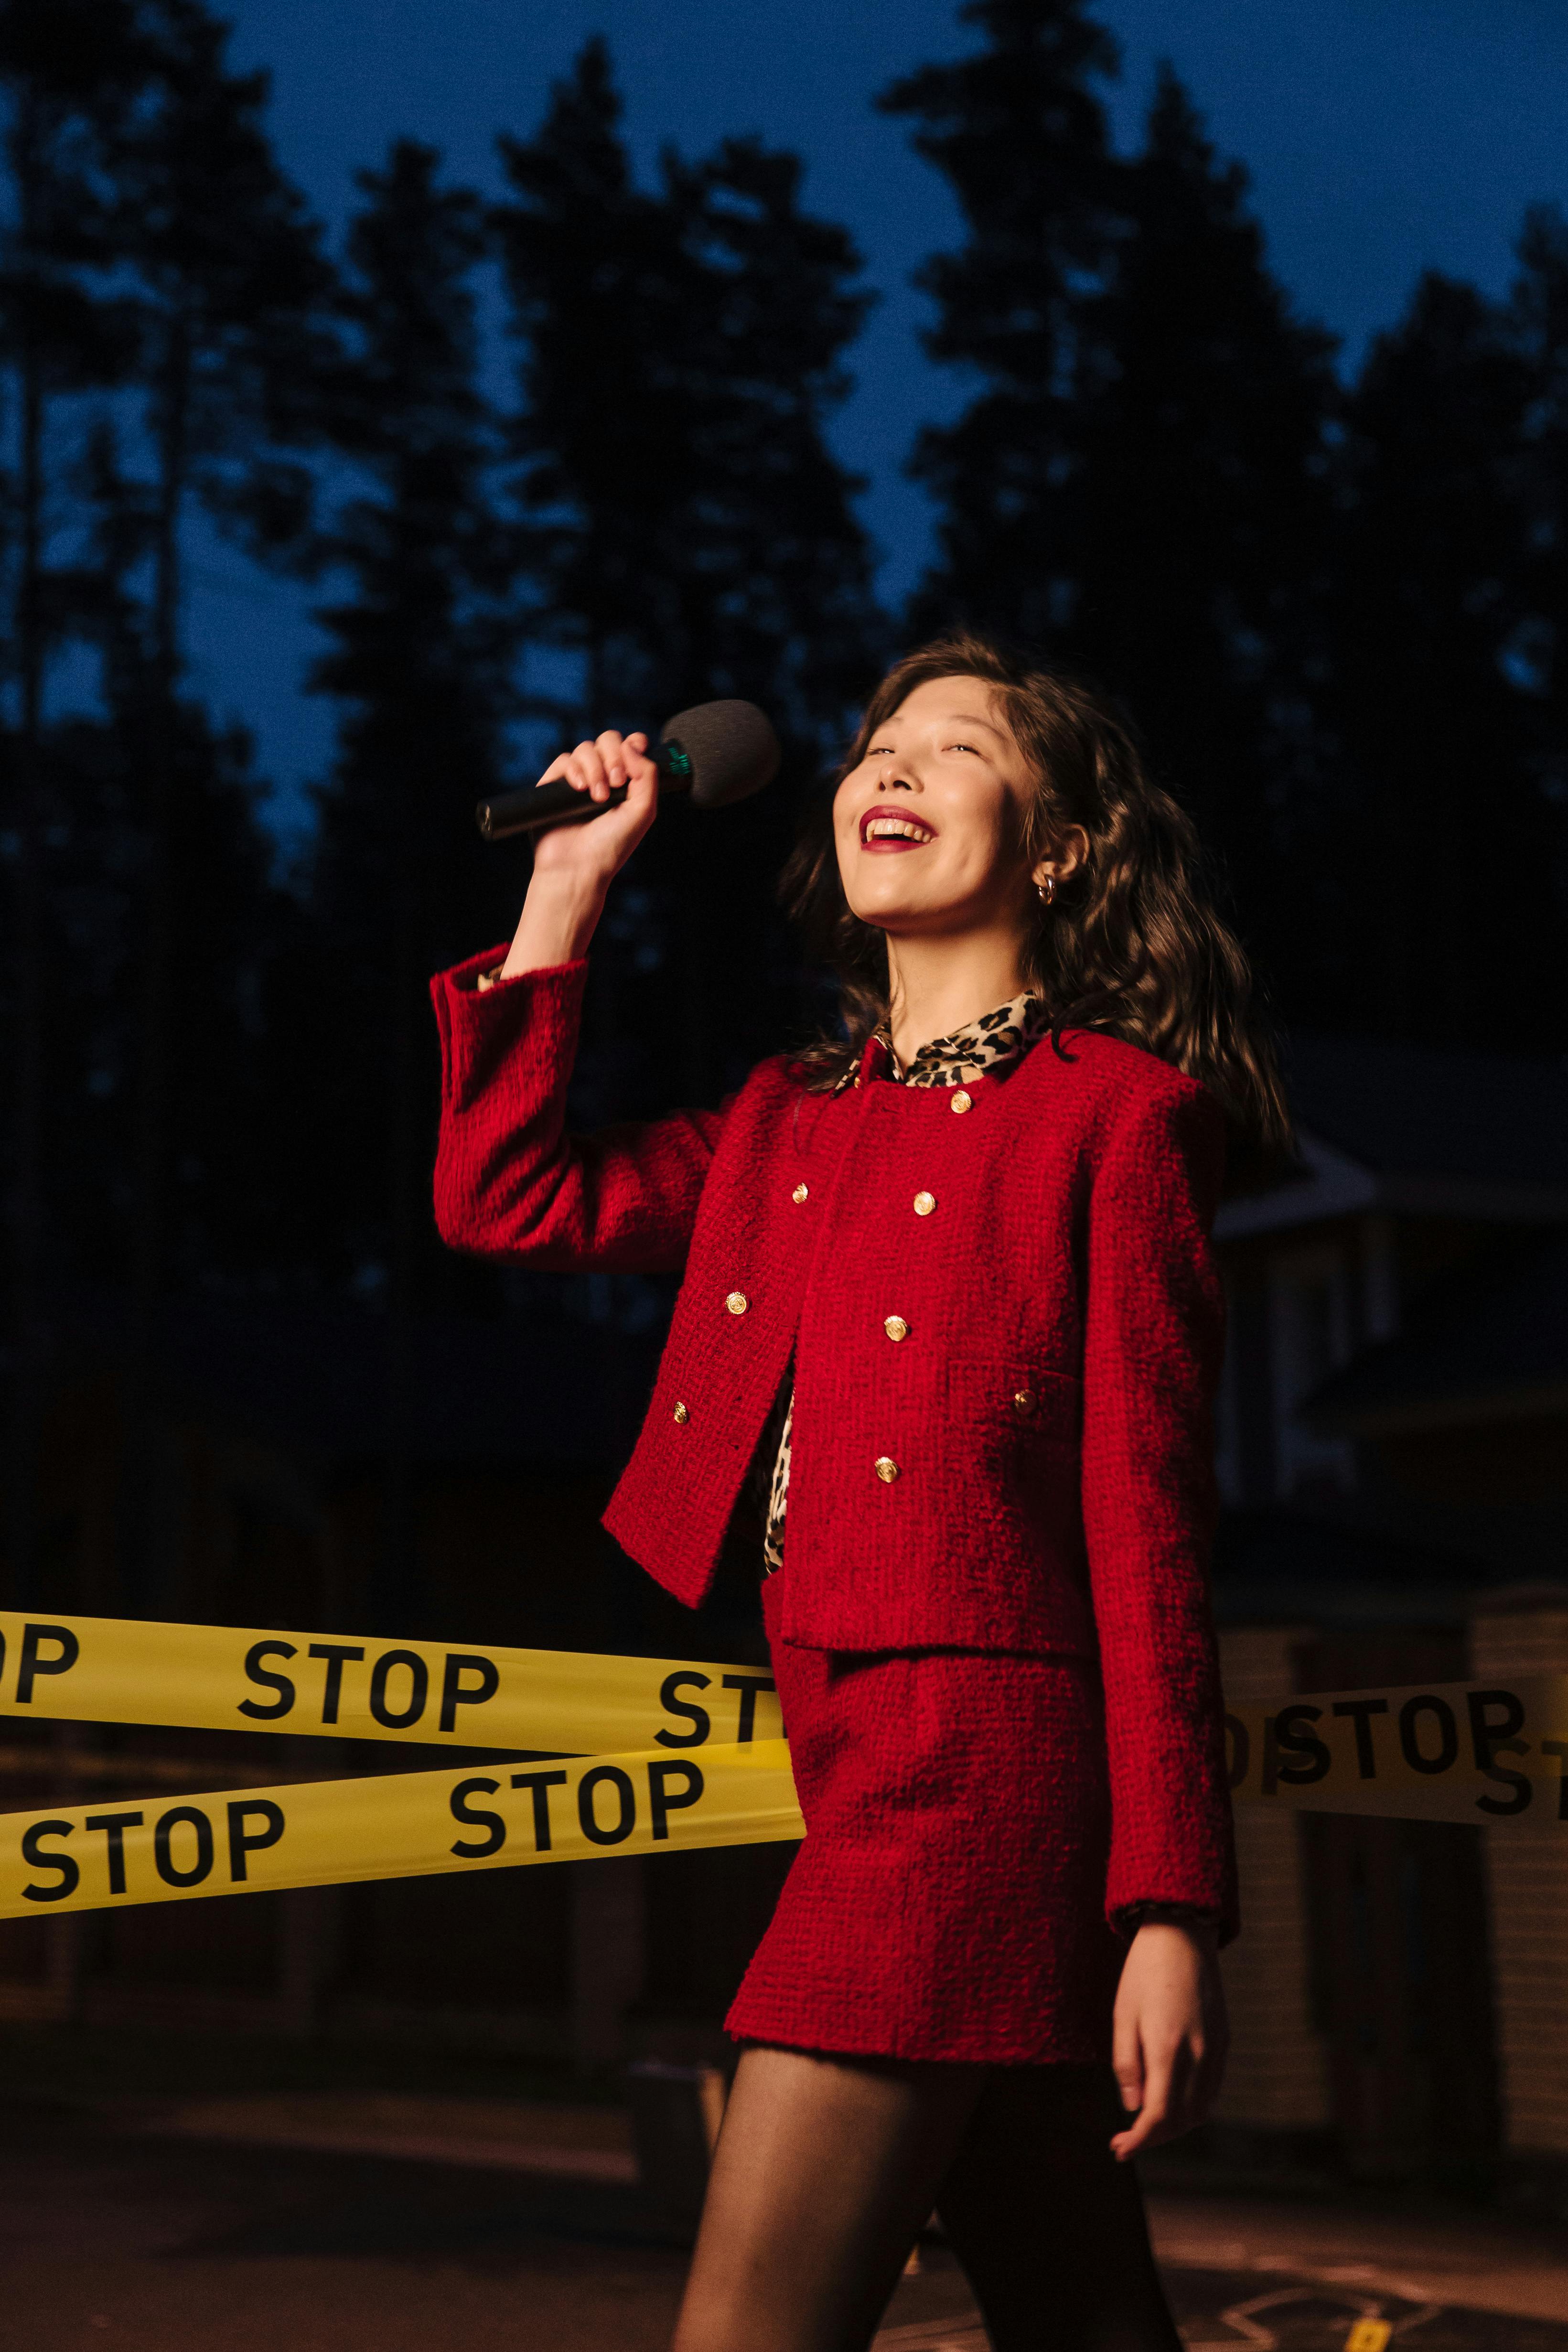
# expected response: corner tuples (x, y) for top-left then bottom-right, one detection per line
(945, 741), (978, 755)
(867, 746), (894, 757)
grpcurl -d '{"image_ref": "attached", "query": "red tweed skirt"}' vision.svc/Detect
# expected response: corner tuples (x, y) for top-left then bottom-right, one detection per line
(725, 1573), (1124, 2064)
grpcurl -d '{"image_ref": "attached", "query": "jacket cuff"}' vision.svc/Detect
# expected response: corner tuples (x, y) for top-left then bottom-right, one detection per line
(1111, 1901), (1222, 1942)
(441, 944), (587, 993)
(429, 952), (590, 1112)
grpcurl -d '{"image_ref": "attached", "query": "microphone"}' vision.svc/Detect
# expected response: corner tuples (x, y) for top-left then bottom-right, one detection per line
(475, 699), (782, 840)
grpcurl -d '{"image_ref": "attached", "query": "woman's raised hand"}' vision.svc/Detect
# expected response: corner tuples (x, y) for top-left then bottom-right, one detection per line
(500, 729), (661, 978)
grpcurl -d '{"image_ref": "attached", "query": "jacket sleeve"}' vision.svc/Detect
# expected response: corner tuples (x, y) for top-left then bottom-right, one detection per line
(1079, 1077), (1238, 1942)
(430, 948), (729, 1275)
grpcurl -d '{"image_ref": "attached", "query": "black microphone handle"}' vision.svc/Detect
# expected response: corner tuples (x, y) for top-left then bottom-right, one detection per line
(475, 740), (690, 841)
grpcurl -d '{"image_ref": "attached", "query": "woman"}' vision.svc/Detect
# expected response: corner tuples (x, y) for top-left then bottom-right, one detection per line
(431, 633), (1289, 2352)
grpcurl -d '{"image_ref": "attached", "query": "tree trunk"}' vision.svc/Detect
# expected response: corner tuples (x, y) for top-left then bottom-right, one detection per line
(381, 607), (418, 1622)
(134, 310), (187, 1312)
(380, 886), (418, 1624)
(6, 94), (47, 1609)
(121, 309), (187, 1604)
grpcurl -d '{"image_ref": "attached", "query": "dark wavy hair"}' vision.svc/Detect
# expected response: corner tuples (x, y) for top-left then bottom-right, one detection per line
(781, 630), (1292, 1167)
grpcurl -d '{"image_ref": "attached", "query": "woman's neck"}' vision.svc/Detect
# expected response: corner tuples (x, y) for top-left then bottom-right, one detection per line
(884, 932), (1031, 1068)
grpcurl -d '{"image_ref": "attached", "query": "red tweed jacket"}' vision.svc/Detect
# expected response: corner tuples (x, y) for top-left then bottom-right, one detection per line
(431, 947), (1236, 1927)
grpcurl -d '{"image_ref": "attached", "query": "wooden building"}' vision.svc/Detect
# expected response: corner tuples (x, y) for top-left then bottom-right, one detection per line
(1208, 1034), (1568, 2190)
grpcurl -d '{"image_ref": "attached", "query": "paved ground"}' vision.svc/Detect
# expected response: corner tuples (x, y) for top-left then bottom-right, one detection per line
(0, 2090), (1565, 2351)
(1150, 2198), (1568, 2334)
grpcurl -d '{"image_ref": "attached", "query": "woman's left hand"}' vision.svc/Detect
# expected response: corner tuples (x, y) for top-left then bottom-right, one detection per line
(1108, 1920), (1229, 2160)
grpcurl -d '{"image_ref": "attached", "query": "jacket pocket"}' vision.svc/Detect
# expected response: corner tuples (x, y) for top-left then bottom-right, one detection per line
(945, 1354), (1079, 1458)
(943, 1355), (1085, 1570)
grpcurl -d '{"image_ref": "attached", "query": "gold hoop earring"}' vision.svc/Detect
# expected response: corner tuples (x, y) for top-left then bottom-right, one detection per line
(1036, 875), (1055, 906)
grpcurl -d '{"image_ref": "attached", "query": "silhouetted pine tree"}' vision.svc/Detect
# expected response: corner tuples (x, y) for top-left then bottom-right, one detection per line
(0, 0), (143, 1596)
(493, 38), (694, 736)
(106, 0), (335, 1310)
(879, 0), (1121, 642)
(1325, 273), (1562, 1044)
(657, 132), (883, 740)
(1508, 203), (1568, 959)
(44, 419), (290, 1293)
(1066, 67), (1339, 980)
(309, 140), (519, 1262)
(305, 140), (521, 1603)
(494, 38), (881, 1106)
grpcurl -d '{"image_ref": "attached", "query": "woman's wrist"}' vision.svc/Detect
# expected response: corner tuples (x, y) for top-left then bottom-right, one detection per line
(500, 870), (608, 978)
(1117, 1903), (1220, 1952)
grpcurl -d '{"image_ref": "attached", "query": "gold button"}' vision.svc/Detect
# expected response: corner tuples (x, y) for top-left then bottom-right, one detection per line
(1012, 1389), (1036, 1416)
(792, 1182), (809, 1203)
(726, 1291), (748, 1315)
(883, 1316), (909, 1343)
(913, 1191), (935, 1217)
(951, 1090), (972, 1114)
(874, 1456), (900, 1483)
(673, 1402), (689, 1425)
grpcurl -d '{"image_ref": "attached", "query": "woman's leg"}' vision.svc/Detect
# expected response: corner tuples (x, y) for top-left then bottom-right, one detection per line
(934, 2064), (1181, 2352)
(670, 2043), (985, 2352)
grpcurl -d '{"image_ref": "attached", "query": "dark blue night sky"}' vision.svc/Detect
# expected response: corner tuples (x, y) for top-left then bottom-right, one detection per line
(193, 0), (1568, 828)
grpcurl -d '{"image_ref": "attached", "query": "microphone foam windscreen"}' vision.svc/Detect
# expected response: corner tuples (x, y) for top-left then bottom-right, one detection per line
(661, 700), (782, 808)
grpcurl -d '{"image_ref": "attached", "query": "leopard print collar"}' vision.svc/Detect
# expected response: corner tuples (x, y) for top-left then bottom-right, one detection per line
(836, 991), (1048, 1093)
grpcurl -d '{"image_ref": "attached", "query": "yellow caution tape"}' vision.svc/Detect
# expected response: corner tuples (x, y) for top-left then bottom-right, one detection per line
(0, 1609), (783, 1757)
(0, 1739), (804, 1920)
(1227, 1675), (1568, 1830)
(2, 1605), (1567, 1921)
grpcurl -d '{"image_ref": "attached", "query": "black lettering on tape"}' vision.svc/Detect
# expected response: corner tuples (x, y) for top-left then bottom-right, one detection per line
(21, 1821), (78, 1902)
(368, 1649), (428, 1730)
(1261, 1715), (1281, 1796)
(1399, 1695), (1459, 1775)
(511, 1770), (569, 1851)
(1467, 1688), (1526, 1772)
(721, 1674), (776, 1744)
(238, 1641), (298, 1721)
(450, 1777), (506, 1859)
(1272, 1704), (1331, 1786)
(578, 1765), (635, 1846)
(227, 1800), (284, 1881)
(306, 1643), (365, 1725)
(1332, 1697), (1390, 1779)
(440, 1653), (499, 1735)
(648, 1760), (704, 1840)
(1224, 1714), (1250, 1791)
(1544, 1740), (1568, 1823)
(655, 1671), (711, 1749)
(17, 1623), (80, 1704)
(154, 1806), (215, 1887)
(84, 1810), (144, 1895)
(1477, 1738), (1533, 1818)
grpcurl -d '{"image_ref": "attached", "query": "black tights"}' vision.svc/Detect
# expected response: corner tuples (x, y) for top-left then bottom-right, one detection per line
(670, 2047), (1180, 2352)
(938, 2065), (1180, 2352)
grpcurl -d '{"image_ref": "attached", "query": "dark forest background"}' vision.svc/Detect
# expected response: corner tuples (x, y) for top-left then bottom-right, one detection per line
(3, 0), (1567, 1595)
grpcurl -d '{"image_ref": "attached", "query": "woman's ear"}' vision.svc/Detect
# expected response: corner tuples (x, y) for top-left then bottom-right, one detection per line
(1031, 825), (1090, 895)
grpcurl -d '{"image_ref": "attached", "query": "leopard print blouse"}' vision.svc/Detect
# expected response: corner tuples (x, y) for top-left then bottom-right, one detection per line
(758, 992), (1048, 1573)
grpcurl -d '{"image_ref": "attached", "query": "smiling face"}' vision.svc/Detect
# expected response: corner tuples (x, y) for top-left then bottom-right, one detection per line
(832, 675), (1040, 941)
